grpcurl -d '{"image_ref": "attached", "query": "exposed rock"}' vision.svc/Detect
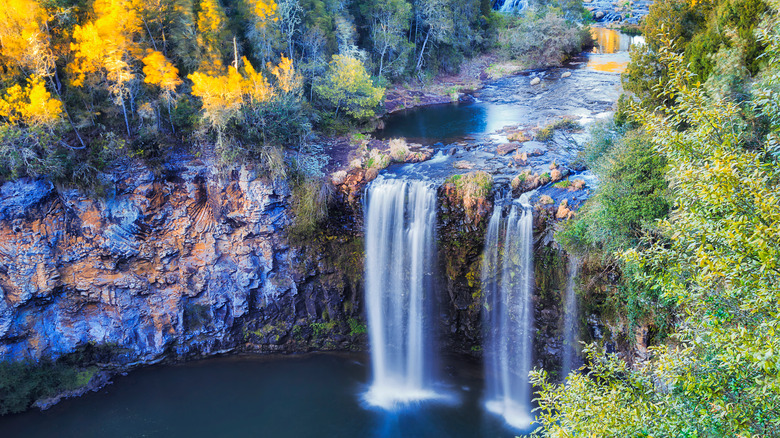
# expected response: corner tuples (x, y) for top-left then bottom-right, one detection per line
(496, 142), (520, 156)
(530, 77), (541, 86)
(513, 151), (529, 166)
(365, 167), (379, 181)
(0, 158), (366, 366)
(454, 160), (475, 170)
(561, 71), (572, 78)
(551, 169), (563, 182)
(331, 170), (347, 186)
(595, 11), (605, 20)
(556, 199), (572, 219)
(539, 194), (554, 205)
(571, 179), (586, 191)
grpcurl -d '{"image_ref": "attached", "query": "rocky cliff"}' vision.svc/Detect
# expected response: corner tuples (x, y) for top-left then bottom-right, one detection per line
(0, 156), (366, 367)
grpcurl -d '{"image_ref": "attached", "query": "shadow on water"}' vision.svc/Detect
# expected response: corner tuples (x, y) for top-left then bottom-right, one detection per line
(0, 353), (535, 438)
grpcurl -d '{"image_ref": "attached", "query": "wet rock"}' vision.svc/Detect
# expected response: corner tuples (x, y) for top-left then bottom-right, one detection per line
(539, 195), (554, 205)
(556, 199), (572, 219)
(530, 77), (541, 86)
(496, 143), (520, 156)
(561, 71), (572, 78)
(571, 179), (586, 191)
(594, 11), (605, 20)
(454, 160), (475, 170)
(513, 151), (529, 166)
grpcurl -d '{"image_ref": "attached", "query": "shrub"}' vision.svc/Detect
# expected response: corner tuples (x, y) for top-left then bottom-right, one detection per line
(0, 360), (95, 415)
(499, 7), (586, 68)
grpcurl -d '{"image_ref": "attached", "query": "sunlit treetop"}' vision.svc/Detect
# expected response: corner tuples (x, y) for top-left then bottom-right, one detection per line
(69, 0), (142, 89)
(249, 0), (279, 25)
(0, 0), (53, 76)
(0, 75), (62, 127)
(142, 50), (182, 95)
(268, 54), (301, 94)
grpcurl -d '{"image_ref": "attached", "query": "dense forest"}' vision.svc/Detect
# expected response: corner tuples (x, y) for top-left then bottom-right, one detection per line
(0, 0), (588, 190)
(534, 0), (780, 435)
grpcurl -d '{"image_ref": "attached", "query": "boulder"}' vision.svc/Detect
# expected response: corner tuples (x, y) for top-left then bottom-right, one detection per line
(330, 170), (348, 186)
(530, 77), (541, 86)
(454, 160), (475, 170)
(561, 71), (572, 78)
(496, 143), (520, 156)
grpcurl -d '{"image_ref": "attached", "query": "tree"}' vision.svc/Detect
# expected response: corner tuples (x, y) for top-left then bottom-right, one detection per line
(197, 0), (230, 73)
(362, 0), (413, 78)
(245, 0), (280, 65)
(313, 54), (384, 120)
(0, 76), (62, 128)
(69, 0), (143, 135)
(0, 0), (53, 77)
(142, 50), (182, 130)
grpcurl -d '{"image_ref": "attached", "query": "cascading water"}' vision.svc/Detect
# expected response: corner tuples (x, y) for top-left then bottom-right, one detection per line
(562, 255), (581, 378)
(481, 194), (534, 429)
(363, 178), (440, 409)
(498, 0), (529, 13)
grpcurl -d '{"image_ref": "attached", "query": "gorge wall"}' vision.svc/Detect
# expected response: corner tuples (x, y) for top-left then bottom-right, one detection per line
(0, 156), (366, 367)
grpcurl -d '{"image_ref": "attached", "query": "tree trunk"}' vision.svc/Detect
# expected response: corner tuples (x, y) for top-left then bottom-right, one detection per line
(416, 28), (431, 73)
(120, 97), (131, 136)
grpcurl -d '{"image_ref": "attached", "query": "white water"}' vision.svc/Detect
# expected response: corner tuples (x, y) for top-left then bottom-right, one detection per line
(363, 178), (441, 409)
(499, 0), (529, 13)
(562, 255), (581, 377)
(481, 194), (534, 429)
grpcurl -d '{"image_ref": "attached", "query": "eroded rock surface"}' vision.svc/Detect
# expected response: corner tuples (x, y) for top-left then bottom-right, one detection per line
(0, 157), (365, 365)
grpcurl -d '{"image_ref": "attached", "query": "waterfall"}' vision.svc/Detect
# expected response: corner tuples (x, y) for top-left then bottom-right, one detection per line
(481, 194), (534, 429)
(363, 178), (440, 409)
(562, 255), (581, 378)
(498, 0), (529, 13)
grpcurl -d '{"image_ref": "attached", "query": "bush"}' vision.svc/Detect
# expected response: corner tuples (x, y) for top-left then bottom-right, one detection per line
(0, 360), (94, 415)
(288, 177), (333, 241)
(499, 7), (586, 68)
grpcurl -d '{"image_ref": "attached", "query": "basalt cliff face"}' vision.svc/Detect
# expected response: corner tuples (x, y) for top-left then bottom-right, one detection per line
(0, 157), (366, 366)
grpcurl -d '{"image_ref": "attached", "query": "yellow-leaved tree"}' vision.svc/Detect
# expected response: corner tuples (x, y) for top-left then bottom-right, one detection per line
(0, 76), (62, 128)
(69, 0), (142, 135)
(245, 0), (280, 65)
(0, 0), (53, 77)
(142, 50), (182, 130)
(189, 55), (300, 147)
(196, 0), (229, 74)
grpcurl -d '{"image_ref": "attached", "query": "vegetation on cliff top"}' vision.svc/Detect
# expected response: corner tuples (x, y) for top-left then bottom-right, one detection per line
(0, 0), (592, 191)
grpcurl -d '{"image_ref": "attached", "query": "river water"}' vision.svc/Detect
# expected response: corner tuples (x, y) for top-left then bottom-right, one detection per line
(0, 353), (529, 438)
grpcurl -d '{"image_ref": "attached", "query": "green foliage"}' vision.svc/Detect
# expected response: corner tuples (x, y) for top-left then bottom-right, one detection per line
(535, 20), (780, 436)
(0, 360), (95, 415)
(347, 318), (367, 336)
(313, 55), (385, 121)
(536, 117), (581, 141)
(287, 176), (332, 241)
(498, 7), (587, 68)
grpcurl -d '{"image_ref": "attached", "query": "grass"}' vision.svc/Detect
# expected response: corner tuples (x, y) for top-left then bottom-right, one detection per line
(536, 118), (582, 141)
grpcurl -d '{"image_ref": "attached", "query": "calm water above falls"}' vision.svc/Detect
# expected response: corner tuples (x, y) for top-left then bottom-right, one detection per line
(0, 354), (530, 438)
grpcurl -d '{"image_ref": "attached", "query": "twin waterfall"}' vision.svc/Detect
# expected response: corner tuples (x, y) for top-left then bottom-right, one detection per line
(363, 179), (540, 429)
(364, 178), (439, 408)
(481, 196), (535, 429)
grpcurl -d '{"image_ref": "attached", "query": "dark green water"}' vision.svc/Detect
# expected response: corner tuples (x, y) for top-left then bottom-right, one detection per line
(0, 353), (531, 438)
(375, 102), (523, 144)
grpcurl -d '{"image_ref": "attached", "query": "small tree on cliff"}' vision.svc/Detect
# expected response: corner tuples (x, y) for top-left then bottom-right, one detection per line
(313, 55), (384, 121)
